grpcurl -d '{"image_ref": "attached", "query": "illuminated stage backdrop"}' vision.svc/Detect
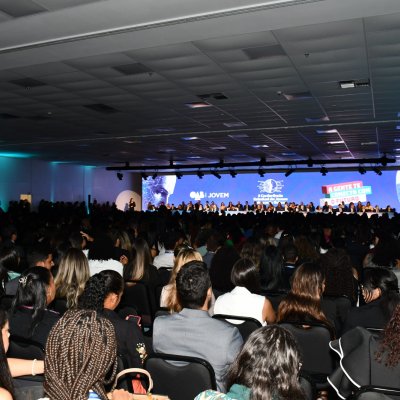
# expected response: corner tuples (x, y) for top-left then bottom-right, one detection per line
(142, 170), (400, 209)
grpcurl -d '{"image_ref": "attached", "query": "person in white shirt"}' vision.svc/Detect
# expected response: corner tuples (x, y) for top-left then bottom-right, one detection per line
(214, 258), (275, 325)
(153, 231), (181, 269)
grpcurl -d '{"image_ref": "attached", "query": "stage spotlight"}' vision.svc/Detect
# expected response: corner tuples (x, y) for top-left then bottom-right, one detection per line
(197, 171), (204, 179)
(373, 167), (382, 176)
(307, 157), (314, 167)
(229, 169), (237, 178)
(358, 166), (367, 175)
(176, 172), (183, 179)
(320, 167), (328, 176)
(141, 172), (148, 180)
(285, 169), (294, 177)
(212, 170), (221, 179)
(152, 172), (158, 180)
(117, 172), (123, 181)
(258, 168), (265, 177)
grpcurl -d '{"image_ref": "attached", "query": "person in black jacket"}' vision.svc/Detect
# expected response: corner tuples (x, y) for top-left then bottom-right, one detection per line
(9, 267), (59, 350)
(342, 267), (400, 333)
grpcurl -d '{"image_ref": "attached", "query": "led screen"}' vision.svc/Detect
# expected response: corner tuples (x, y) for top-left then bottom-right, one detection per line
(142, 170), (400, 210)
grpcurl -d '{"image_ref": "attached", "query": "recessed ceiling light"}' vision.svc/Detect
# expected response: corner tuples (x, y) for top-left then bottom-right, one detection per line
(396, 126), (400, 130)
(210, 146), (226, 151)
(155, 127), (175, 132)
(341, 156), (354, 159)
(182, 136), (199, 141)
(124, 140), (139, 144)
(281, 152), (297, 156)
(185, 102), (212, 109)
(335, 150), (350, 154)
(316, 129), (339, 134)
(395, 154), (400, 158)
(361, 142), (377, 145)
(187, 156), (202, 159)
(306, 116), (330, 123)
(253, 144), (269, 148)
(339, 80), (356, 89)
(283, 91), (312, 101)
(223, 122), (247, 128)
(394, 138), (400, 142)
(395, 149), (400, 152)
(327, 141), (344, 145)
(228, 133), (249, 138)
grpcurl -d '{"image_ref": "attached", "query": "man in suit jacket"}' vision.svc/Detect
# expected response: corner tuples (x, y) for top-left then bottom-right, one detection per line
(153, 261), (243, 391)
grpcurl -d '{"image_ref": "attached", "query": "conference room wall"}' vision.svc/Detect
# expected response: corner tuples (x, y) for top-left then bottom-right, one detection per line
(0, 157), (141, 211)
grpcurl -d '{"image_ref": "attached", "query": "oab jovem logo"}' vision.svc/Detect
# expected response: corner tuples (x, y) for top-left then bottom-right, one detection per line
(189, 191), (229, 200)
(257, 179), (284, 194)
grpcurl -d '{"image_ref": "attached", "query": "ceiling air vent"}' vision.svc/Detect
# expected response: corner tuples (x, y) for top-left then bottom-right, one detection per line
(9, 78), (46, 88)
(0, 1), (46, 18)
(0, 113), (19, 119)
(113, 63), (153, 75)
(84, 104), (118, 114)
(198, 93), (228, 100)
(243, 44), (286, 60)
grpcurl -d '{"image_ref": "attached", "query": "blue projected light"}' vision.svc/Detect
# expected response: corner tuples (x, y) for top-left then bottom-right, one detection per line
(0, 152), (33, 158)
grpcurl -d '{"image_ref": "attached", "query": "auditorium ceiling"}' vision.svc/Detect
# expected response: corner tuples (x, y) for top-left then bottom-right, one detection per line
(1, 0), (400, 171)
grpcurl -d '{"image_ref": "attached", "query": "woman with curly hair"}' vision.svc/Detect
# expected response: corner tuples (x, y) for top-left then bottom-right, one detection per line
(54, 248), (90, 310)
(328, 304), (400, 398)
(78, 270), (147, 369)
(195, 325), (306, 400)
(43, 309), (131, 400)
(277, 262), (335, 337)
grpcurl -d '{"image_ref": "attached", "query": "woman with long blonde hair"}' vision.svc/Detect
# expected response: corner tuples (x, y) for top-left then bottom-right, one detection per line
(54, 248), (90, 310)
(160, 247), (203, 312)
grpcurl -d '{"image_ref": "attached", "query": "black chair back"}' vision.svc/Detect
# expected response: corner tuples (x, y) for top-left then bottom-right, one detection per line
(121, 281), (156, 328)
(350, 385), (400, 400)
(0, 294), (14, 310)
(212, 314), (262, 341)
(49, 298), (68, 315)
(144, 353), (216, 400)
(261, 290), (287, 311)
(8, 335), (45, 360)
(279, 321), (335, 388)
(8, 335), (45, 383)
(299, 371), (317, 400)
(324, 295), (352, 325)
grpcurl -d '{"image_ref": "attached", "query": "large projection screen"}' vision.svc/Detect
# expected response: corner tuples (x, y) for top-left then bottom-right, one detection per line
(142, 170), (400, 210)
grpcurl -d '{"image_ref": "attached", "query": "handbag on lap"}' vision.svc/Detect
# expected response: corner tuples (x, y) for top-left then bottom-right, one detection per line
(108, 368), (170, 400)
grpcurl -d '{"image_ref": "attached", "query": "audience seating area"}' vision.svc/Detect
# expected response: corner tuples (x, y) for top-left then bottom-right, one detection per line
(1, 201), (400, 399)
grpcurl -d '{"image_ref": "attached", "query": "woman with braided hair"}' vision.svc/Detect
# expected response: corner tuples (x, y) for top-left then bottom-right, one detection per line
(43, 309), (131, 400)
(78, 270), (147, 368)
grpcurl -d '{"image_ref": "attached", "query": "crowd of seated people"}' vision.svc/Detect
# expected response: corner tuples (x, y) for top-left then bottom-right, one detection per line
(0, 199), (400, 399)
